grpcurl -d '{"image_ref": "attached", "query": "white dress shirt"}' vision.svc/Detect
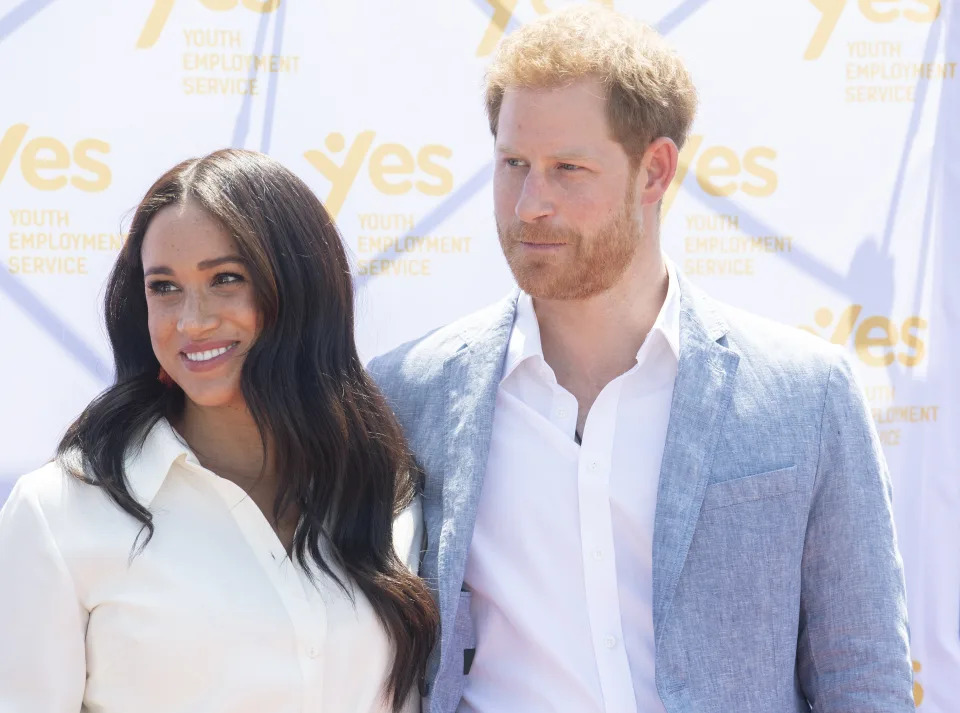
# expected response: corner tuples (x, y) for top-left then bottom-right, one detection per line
(0, 418), (421, 713)
(460, 260), (679, 713)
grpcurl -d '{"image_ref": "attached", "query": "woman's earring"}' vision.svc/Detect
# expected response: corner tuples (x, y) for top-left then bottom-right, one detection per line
(158, 367), (175, 388)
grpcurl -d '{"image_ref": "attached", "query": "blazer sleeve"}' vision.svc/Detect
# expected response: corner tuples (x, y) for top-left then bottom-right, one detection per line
(0, 475), (88, 713)
(796, 351), (915, 711)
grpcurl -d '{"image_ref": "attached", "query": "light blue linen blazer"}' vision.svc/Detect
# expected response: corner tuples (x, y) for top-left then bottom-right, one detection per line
(369, 276), (914, 713)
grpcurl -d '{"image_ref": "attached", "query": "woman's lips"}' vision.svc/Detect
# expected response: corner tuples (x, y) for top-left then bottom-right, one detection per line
(178, 341), (240, 373)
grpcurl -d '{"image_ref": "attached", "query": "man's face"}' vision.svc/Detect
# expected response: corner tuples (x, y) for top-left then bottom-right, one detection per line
(494, 77), (642, 300)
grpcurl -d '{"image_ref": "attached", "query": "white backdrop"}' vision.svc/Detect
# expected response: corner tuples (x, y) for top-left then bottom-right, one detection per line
(0, 0), (957, 707)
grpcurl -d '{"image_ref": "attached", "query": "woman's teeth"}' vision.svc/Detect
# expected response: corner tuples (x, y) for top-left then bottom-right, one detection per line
(184, 344), (235, 362)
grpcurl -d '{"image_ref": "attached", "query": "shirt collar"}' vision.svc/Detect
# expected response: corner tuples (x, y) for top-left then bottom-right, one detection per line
(501, 256), (681, 383)
(657, 256), (681, 360)
(501, 290), (546, 383)
(124, 418), (201, 507)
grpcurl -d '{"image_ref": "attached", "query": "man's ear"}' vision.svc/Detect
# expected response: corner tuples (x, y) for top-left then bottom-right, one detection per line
(636, 137), (679, 206)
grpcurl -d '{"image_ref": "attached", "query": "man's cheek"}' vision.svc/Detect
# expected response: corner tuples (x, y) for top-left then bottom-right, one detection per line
(492, 181), (515, 209)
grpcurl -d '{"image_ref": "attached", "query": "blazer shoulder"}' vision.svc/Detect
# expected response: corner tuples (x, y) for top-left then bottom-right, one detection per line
(717, 300), (849, 381)
(368, 294), (516, 393)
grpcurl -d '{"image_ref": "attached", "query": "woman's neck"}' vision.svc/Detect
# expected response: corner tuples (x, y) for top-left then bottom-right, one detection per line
(175, 400), (299, 552)
(175, 400), (269, 489)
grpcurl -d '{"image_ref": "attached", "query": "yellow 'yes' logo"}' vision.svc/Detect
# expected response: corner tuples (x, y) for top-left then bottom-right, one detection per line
(912, 660), (924, 706)
(804, 0), (940, 60)
(303, 132), (454, 219)
(0, 124), (111, 192)
(799, 305), (927, 367)
(476, 0), (613, 56)
(662, 135), (777, 216)
(137, 0), (281, 49)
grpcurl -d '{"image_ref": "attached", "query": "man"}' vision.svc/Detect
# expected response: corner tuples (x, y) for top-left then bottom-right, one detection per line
(370, 6), (913, 712)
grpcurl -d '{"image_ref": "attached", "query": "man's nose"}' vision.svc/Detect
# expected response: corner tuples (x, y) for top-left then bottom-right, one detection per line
(515, 170), (554, 223)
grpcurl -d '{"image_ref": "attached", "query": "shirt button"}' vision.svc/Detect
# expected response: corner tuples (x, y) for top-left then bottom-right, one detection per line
(603, 635), (618, 649)
(557, 408), (567, 418)
(589, 461), (599, 472)
(307, 646), (320, 658)
(592, 549), (603, 561)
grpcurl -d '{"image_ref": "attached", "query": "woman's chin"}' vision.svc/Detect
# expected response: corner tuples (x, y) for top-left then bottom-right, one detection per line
(180, 383), (244, 410)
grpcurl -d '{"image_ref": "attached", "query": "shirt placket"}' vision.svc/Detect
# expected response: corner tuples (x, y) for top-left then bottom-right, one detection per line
(548, 380), (579, 438)
(195, 469), (328, 713)
(576, 378), (638, 712)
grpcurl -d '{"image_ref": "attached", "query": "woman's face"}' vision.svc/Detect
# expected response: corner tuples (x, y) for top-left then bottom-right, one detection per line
(141, 200), (259, 410)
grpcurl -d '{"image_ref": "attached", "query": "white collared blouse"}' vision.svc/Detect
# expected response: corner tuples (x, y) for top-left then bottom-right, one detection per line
(0, 418), (422, 713)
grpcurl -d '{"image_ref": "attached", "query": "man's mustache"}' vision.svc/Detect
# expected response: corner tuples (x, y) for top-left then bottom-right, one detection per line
(499, 222), (579, 245)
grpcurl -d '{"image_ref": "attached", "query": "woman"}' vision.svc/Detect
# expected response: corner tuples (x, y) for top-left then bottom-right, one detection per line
(0, 149), (437, 712)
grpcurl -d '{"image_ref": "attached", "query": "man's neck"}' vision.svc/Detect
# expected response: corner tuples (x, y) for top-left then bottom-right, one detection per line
(534, 251), (669, 398)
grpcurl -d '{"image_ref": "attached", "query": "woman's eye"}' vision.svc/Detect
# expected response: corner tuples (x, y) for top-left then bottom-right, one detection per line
(213, 273), (244, 286)
(146, 281), (177, 295)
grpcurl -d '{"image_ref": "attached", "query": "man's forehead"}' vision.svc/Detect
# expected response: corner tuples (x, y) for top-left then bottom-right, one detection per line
(496, 98), (619, 157)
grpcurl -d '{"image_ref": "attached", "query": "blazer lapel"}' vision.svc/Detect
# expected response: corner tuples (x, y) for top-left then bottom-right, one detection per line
(652, 278), (740, 641)
(436, 294), (517, 651)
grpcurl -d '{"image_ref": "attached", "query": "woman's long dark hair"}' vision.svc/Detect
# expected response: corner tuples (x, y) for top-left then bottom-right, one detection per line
(57, 149), (437, 709)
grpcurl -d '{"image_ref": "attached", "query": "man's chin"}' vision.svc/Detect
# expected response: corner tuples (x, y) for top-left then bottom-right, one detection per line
(513, 267), (623, 301)
(512, 271), (580, 301)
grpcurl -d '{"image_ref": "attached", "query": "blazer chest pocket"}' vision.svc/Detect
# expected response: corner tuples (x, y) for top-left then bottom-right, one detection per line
(701, 466), (800, 512)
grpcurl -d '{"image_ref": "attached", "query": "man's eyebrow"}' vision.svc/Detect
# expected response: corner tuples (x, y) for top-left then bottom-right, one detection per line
(496, 145), (599, 161)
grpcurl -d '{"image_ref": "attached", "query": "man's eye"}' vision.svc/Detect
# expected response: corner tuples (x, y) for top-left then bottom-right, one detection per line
(505, 158), (526, 168)
(557, 163), (580, 171)
(146, 281), (177, 295)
